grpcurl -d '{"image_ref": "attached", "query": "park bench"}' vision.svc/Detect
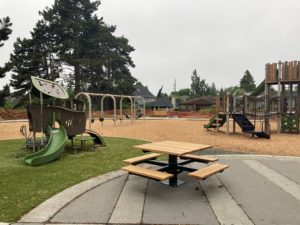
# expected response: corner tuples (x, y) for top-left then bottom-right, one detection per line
(180, 154), (218, 163)
(188, 163), (229, 180)
(122, 165), (173, 181)
(123, 153), (162, 165)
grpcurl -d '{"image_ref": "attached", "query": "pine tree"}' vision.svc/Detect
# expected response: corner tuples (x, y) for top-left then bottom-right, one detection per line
(8, 0), (136, 100)
(190, 69), (210, 97)
(40, 0), (136, 94)
(207, 82), (217, 96)
(191, 69), (200, 96)
(171, 88), (191, 97)
(9, 34), (60, 98)
(0, 17), (13, 78)
(0, 17), (12, 47)
(0, 84), (10, 107)
(240, 70), (256, 92)
(157, 86), (164, 98)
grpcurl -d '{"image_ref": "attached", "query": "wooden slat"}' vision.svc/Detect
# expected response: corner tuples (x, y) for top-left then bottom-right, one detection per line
(189, 163), (229, 180)
(265, 63), (270, 82)
(134, 141), (212, 156)
(122, 165), (173, 181)
(123, 153), (162, 164)
(181, 154), (218, 163)
(288, 61), (292, 80)
(293, 61), (298, 80)
(148, 141), (209, 150)
(298, 61), (300, 79)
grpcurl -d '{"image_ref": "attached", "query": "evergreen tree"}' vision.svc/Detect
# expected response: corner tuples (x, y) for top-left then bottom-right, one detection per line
(0, 16), (12, 47)
(207, 82), (217, 96)
(0, 17), (13, 78)
(7, 0), (136, 99)
(240, 70), (256, 92)
(171, 88), (191, 97)
(9, 35), (60, 98)
(157, 86), (164, 98)
(40, 0), (136, 94)
(190, 69), (209, 96)
(191, 69), (200, 96)
(0, 84), (10, 107)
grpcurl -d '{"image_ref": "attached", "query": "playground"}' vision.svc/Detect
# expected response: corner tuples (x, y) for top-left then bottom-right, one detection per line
(0, 64), (299, 223)
(1, 118), (299, 156)
(0, 75), (299, 225)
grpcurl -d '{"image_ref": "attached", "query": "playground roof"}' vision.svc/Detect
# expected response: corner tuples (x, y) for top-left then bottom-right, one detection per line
(31, 76), (69, 99)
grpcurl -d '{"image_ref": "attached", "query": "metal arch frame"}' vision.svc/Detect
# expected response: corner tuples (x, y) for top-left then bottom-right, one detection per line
(101, 94), (117, 127)
(75, 92), (92, 130)
(75, 92), (146, 128)
(120, 96), (134, 124)
(134, 96), (146, 122)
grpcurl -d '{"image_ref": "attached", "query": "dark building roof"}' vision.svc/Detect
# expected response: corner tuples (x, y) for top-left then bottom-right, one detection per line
(180, 96), (216, 106)
(146, 98), (173, 107)
(132, 82), (155, 98)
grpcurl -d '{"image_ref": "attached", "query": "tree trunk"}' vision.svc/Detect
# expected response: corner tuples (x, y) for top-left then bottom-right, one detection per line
(74, 63), (80, 94)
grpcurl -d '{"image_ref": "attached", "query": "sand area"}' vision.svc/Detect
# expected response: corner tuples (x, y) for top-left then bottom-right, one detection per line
(0, 118), (299, 156)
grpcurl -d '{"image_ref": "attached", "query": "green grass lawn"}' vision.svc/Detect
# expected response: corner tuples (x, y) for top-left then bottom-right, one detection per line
(0, 137), (147, 222)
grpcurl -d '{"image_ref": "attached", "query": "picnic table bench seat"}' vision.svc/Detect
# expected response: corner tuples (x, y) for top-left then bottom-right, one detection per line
(189, 163), (229, 180)
(181, 154), (218, 163)
(123, 153), (162, 164)
(122, 165), (173, 181)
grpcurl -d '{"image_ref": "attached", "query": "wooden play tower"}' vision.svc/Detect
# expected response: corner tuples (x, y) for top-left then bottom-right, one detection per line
(265, 61), (300, 133)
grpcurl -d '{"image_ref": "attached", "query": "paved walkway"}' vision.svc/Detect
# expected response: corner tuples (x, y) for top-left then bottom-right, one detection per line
(14, 155), (300, 225)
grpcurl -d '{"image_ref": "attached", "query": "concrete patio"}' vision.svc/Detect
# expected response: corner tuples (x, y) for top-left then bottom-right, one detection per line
(15, 155), (300, 225)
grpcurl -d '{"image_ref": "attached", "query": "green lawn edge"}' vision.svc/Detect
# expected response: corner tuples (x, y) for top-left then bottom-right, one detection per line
(0, 137), (248, 222)
(0, 137), (147, 222)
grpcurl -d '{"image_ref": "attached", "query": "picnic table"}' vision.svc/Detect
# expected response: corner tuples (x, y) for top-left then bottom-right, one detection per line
(122, 141), (229, 187)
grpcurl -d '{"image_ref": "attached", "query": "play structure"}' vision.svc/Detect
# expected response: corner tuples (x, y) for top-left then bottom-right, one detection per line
(22, 76), (105, 166)
(75, 92), (145, 128)
(205, 60), (300, 138)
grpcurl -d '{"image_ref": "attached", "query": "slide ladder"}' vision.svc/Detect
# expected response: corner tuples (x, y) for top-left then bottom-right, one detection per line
(232, 113), (270, 139)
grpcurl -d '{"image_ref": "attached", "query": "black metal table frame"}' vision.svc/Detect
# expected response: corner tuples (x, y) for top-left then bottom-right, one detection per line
(137, 154), (206, 187)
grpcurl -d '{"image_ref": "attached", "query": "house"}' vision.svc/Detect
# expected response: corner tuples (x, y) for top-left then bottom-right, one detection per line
(146, 98), (173, 111)
(132, 82), (155, 104)
(179, 96), (216, 111)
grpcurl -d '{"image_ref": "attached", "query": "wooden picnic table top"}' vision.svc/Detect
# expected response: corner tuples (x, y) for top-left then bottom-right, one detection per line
(134, 141), (212, 156)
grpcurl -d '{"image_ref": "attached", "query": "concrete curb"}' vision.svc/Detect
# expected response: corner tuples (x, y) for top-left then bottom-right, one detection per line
(216, 154), (300, 161)
(0, 222), (10, 225)
(19, 170), (126, 223)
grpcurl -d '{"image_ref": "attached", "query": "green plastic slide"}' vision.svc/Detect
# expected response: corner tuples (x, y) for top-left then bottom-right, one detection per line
(204, 114), (226, 129)
(24, 126), (67, 166)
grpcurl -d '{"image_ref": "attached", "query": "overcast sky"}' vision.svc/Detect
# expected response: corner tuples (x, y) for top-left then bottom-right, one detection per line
(1, 0), (300, 95)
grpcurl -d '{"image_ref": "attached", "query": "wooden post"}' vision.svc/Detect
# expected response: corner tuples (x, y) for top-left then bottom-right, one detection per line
(244, 96), (248, 114)
(226, 93), (230, 135)
(264, 74), (270, 135)
(232, 94), (236, 133)
(233, 94), (236, 113)
(289, 84), (293, 113)
(277, 62), (282, 133)
(216, 94), (220, 132)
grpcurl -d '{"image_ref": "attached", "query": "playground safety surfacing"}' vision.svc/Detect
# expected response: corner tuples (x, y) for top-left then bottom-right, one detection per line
(14, 155), (300, 225)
